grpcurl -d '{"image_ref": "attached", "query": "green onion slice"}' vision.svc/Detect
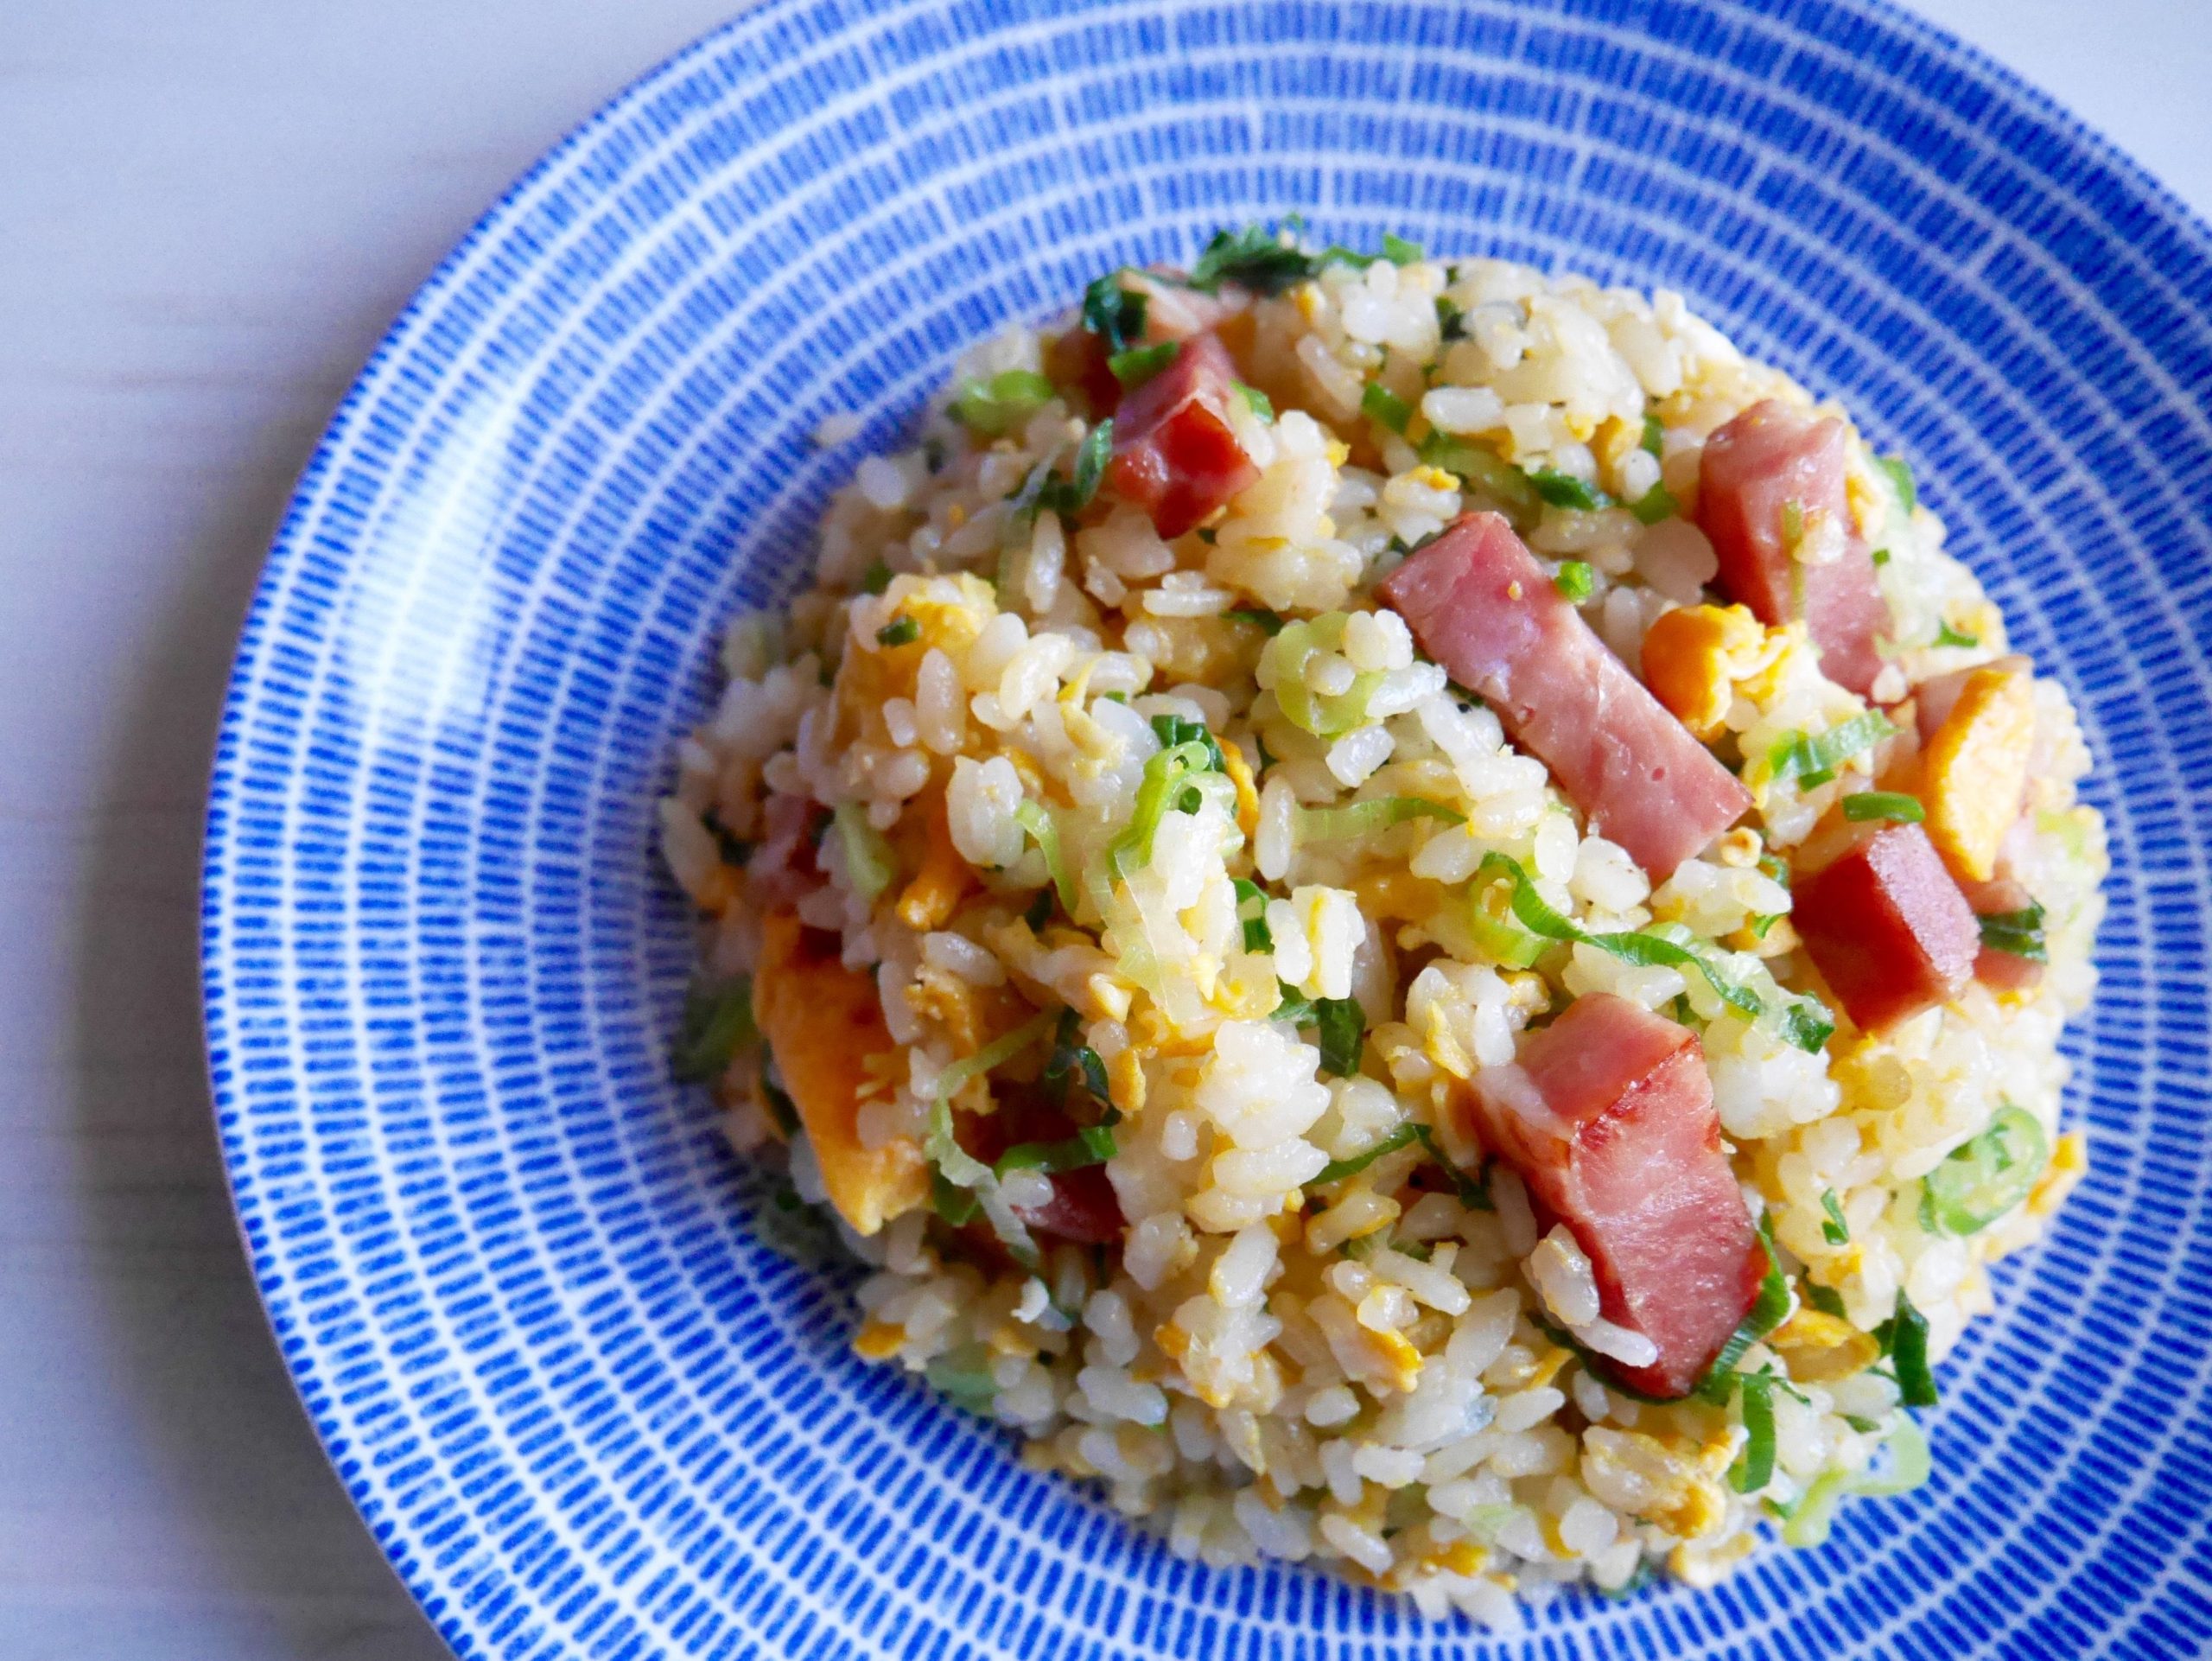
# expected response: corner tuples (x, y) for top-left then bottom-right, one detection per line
(1014, 800), (1077, 918)
(1768, 710), (1898, 788)
(1233, 877), (1273, 952)
(1260, 613), (1384, 737)
(1360, 381), (1413, 436)
(833, 802), (898, 901)
(1978, 902), (2048, 963)
(1296, 797), (1465, 841)
(1554, 560), (1595, 601)
(1527, 468), (1612, 512)
(876, 616), (920, 647)
(1080, 272), (1148, 351)
(1108, 340), (1179, 388)
(674, 975), (756, 1082)
(1821, 1189), (1852, 1244)
(1842, 791), (1924, 824)
(1310, 1122), (1422, 1186)
(1729, 1370), (1779, 1493)
(1876, 1291), (1938, 1408)
(1921, 1104), (2049, 1236)
(1313, 996), (1366, 1078)
(1415, 431), (1542, 528)
(952, 368), (1056, 436)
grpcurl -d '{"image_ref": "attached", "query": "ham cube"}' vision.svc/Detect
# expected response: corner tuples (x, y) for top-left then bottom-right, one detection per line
(1107, 334), (1262, 538)
(1696, 400), (1892, 696)
(1792, 821), (1980, 1033)
(1466, 994), (1765, 1400)
(1963, 875), (2046, 996)
(1377, 512), (1751, 879)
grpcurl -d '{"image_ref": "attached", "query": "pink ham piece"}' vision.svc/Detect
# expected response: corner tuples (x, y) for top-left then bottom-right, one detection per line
(1465, 993), (1765, 1399)
(1696, 400), (1892, 696)
(1377, 512), (1751, 879)
(1792, 821), (1980, 1033)
(1107, 334), (1262, 538)
(1962, 875), (2045, 995)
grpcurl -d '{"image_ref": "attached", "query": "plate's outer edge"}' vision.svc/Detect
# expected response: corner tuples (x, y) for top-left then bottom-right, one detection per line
(199, 2), (2212, 1658)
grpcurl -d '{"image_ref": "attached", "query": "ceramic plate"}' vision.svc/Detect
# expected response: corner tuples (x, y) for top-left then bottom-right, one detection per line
(201, 1), (2212, 1655)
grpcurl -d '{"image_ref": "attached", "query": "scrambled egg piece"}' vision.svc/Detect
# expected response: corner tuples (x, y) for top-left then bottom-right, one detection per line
(754, 909), (929, 1235)
(1923, 662), (2036, 882)
(1639, 603), (1787, 741)
(1770, 1306), (1879, 1383)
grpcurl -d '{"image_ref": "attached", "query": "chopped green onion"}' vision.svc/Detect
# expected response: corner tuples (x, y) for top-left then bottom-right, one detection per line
(996, 1119), (1118, 1176)
(1629, 482), (1679, 525)
(1295, 797), (1465, 841)
(1148, 713), (1228, 773)
(1313, 997), (1366, 1079)
(1768, 710), (1898, 788)
(1978, 901), (2048, 963)
(1023, 887), (1054, 931)
(924, 1009), (1061, 1264)
(1803, 1282), (1848, 1319)
(1842, 791), (1924, 824)
(1416, 431), (1542, 528)
(1260, 613), (1384, 737)
(1466, 873), (1550, 969)
(1081, 271), (1147, 351)
(1922, 1104), (2049, 1236)
(1040, 1007), (1110, 1105)
(1934, 620), (1980, 648)
(1038, 420), (1114, 516)
(952, 368), (1056, 436)
(1729, 1370), (1779, 1493)
(1226, 606), (1284, 635)
(1641, 414), (1665, 457)
(931, 1170), (980, 1226)
(859, 558), (893, 595)
(1554, 560), (1595, 601)
(1187, 222), (1320, 296)
(876, 615), (920, 647)
(1104, 735), (1223, 881)
(1310, 1122), (1422, 1186)
(1852, 1413), (1930, 1497)
(1477, 853), (1832, 1050)
(1360, 380), (1413, 435)
(1014, 800), (1076, 916)
(1408, 1123), (1492, 1210)
(928, 1009), (1058, 1112)
(1780, 498), (1805, 550)
(1234, 877), (1273, 952)
(924, 1342), (999, 1412)
(1235, 383), (1274, 423)
(1821, 1189), (1851, 1244)
(833, 802), (898, 900)
(1528, 468), (1612, 511)
(1109, 340), (1179, 388)
(1435, 296), (1466, 340)
(674, 975), (756, 1082)
(1380, 232), (1424, 265)
(1871, 546), (1892, 567)
(1876, 1292), (1938, 1407)
(1878, 455), (1917, 515)
(1696, 1217), (1791, 1401)
(1749, 912), (1783, 940)
(1272, 982), (1316, 1027)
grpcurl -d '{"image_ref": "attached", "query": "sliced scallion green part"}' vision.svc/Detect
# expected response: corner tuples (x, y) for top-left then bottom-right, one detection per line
(1528, 468), (1612, 511)
(1234, 877), (1273, 952)
(1842, 791), (1923, 824)
(924, 1342), (999, 1412)
(1876, 1291), (1938, 1408)
(1696, 1215), (1790, 1402)
(1295, 797), (1465, 841)
(1729, 1370), (1779, 1493)
(1080, 271), (1147, 351)
(1187, 222), (1318, 296)
(1921, 1105), (2048, 1236)
(674, 975), (756, 1082)
(996, 1119), (1118, 1176)
(1380, 232), (1424, 265)
(1310, 1122), (1422, 1186)
(859, 558), (893, 595)
(1629, 482), (1679, 525)
(1877, 455), (1916, 515)
(1416, 431), (1542, 528)
(1226, 606), (1283, 635)
(1361, 380), (1413, 435)
(1235, 383), (1274, 423)
(1554, 560), (1595, 601)
(1768, 710), (1898, 788)
(1641, 414), (1665, 457)
(1978, 901), (2048, 963)
(1040, 1007), (1110, 1105)
(1260, 613), (1383, 737)
(1821, 1189), (1851, 1244)
(1108, 340), (1179, 388)
(1313, 996), (1366, 1079)
(834, 802), (898, 900)
(876, 616), (920, 647)
(1037, 419), (1114, 516)
(1934, 620), (1980, 648)
(952, 368), (1056, 436)
(1014, 800), (1076, 917)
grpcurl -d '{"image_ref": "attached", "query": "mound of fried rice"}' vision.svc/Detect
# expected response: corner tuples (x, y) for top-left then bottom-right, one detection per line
(658, 231), (2104, 1624)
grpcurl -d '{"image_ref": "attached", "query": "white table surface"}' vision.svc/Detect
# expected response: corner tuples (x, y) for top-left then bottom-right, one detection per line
(3, 3), (2204, 1657)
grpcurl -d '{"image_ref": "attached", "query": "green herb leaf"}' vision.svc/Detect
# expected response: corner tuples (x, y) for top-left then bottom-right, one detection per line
(1187, 223), (1319, 296)
(1528, 468), (1612, 511)
(1629, 482), (1680, 525)
(1768, 710), (1898, 788)
(1109, 340), (1179, 388)
(860, 558), (893, 595)
(1234, 877), (1273, 952)
(1380, 232), (1425, 265)
(1934, 620), (1980, 648)
(1360, 380), (1413, 435)
(1310, 1122), (1422, 1186)
(1226, 606), (1284, 636)
(1554, 560), (1595, 601)
(875, 616), (919, 647)
(674, 975), (756, 1082)
(1821, 1189), (1851, 1244)
(1295, 797), (1465, 841)
(1843, 791), (1924, 824)
(1313, 996), (1367, 1079)
(952, 368), (1056, 436)
(1235, 383), (1274, 423)
(1977, 901), (2049, 963)
(1037, 419), (1114, 516)
(1749, 912), (1783, 939)
(1922, 1104), (2049, 1236)
(1878, 455), (1917, 515)
(1081, 271), (1148, 352)
(1272, 983), (1316, 1027)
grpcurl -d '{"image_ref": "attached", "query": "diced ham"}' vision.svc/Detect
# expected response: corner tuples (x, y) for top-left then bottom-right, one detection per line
(1696, 400), (1892, 695)
(1792, 821), (1980, 1033)
(1107, 334), (1262, 539)
(1465, 994), (1764, 1400)
(748, 792), (827, 909)
(1046, 327), (1122, 417)
(1377, 512), (1751, 879)
(957, 1086), (1126, 1246)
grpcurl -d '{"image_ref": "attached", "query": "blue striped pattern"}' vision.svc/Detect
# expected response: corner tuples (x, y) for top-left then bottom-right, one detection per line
(200, 1), (2212, 1655)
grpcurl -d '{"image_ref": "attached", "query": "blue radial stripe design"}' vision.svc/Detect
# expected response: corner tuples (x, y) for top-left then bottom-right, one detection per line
(201, 1), (2212, 1656)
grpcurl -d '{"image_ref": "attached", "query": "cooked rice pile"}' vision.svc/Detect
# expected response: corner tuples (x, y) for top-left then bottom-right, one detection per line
(659, 234), (2104, 1625)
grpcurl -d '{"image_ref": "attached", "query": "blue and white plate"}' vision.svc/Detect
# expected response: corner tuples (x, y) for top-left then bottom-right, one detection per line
(201, 1), (2212, 1655)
